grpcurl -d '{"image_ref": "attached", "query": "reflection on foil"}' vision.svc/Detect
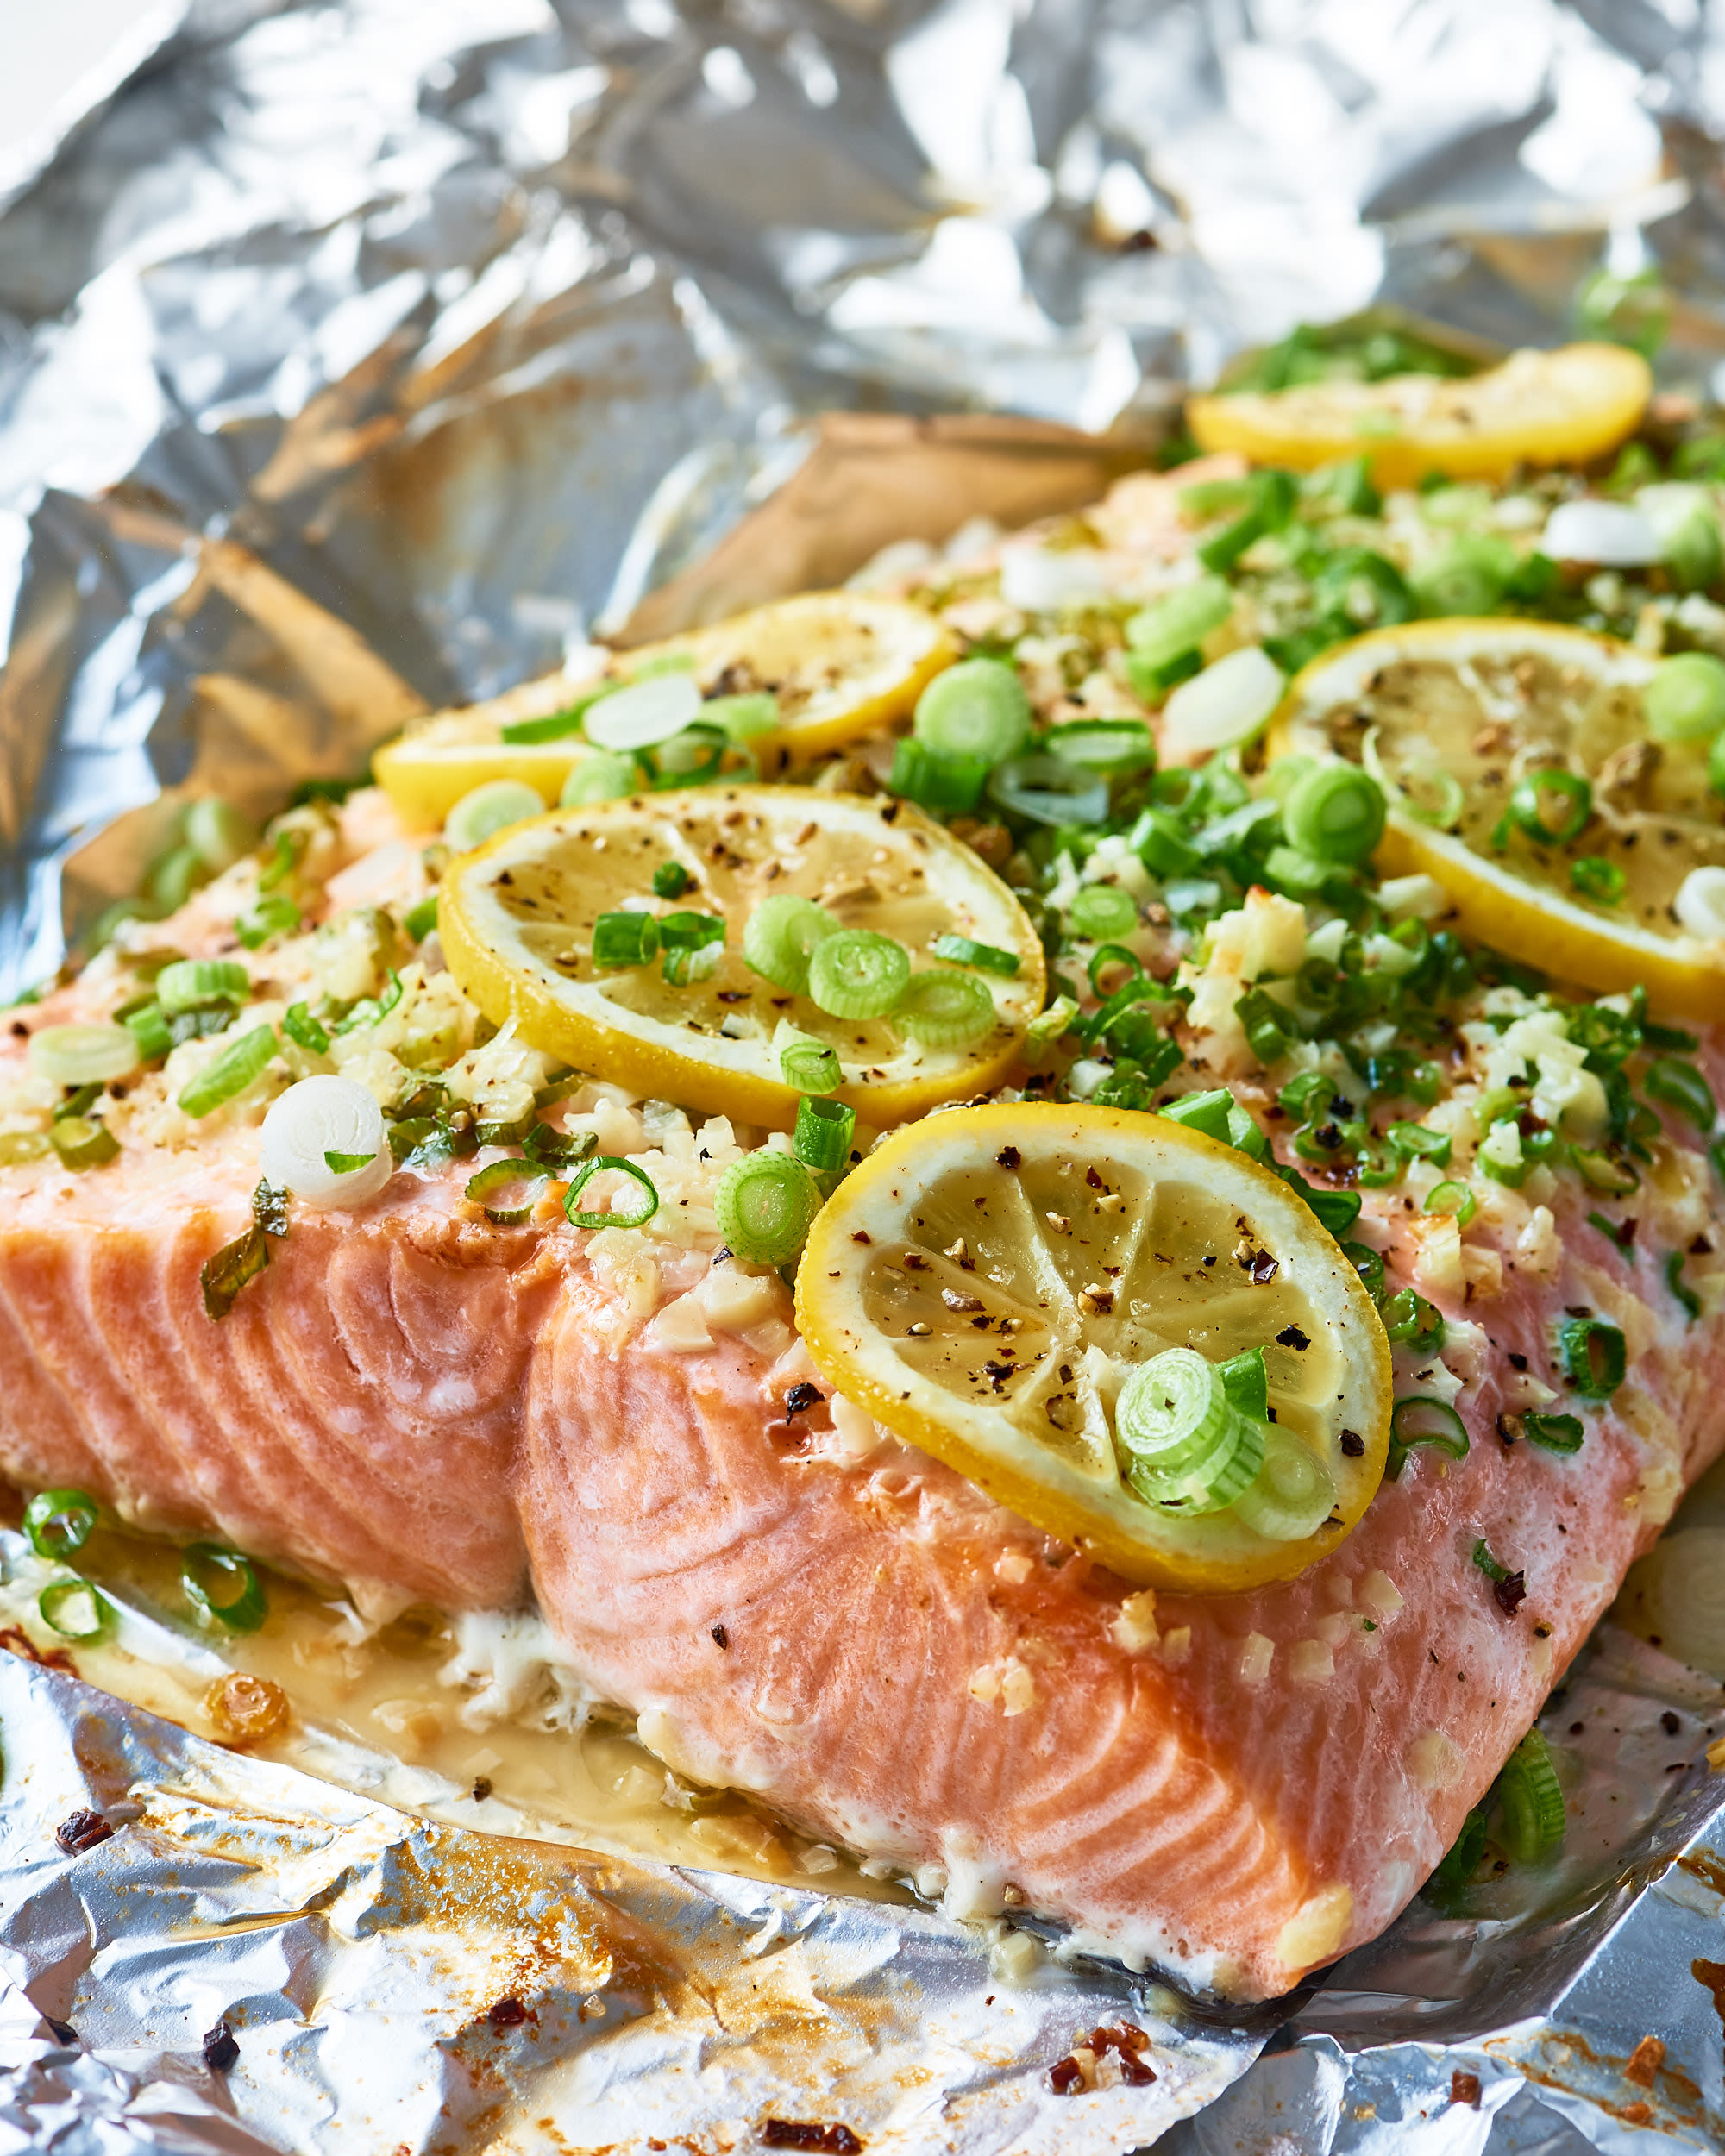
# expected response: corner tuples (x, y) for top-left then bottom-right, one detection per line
(8, 0), (1725, 2148)
(0, 1654), (1261, 2153)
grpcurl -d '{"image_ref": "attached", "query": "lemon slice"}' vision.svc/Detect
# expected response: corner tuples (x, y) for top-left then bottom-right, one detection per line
(374, 593), (957, 829)
(438, 787), (1044, 1131)
(796, 1104), (1391, 1593)
(1269, 618), (1725, 1019)
(1188, 342), (1651, 486)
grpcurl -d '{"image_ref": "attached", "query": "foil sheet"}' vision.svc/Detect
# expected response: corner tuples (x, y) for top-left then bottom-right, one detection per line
(8, 0), (1725, 2148)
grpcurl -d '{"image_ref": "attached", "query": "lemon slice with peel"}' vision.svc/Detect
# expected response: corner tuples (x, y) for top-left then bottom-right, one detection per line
(1188, 342), (1651, 486)
(796, 1103), (1392, 1593)
(438, 787), (1044, 1131)
(374, 593), (957, 830)
(1268, 618), (1725, 1020)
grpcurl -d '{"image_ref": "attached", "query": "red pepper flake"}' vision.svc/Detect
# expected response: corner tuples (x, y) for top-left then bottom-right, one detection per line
(1085, 1166), (1104, 1188)
(711, 1624), (730, 1649)
(1089, 2023), (1157, 2085)
(54, 1809), (112, 1856)
(1450, 2069), (1481, 2108)
(850, 1230), (871, 1244)
(202, 2022), (240, 2072)
(785, 1382), (824, 1415)
(1249, 1251), (1278, 1284)
(1276, 1324), (1310, 1350)
(1493, 1571), (1527, 1617)
(1339, 1429), (1365, 1457)
(996, 1146), (1021, 1169)
(487, 1998), (528, 2027)
(1047, 2056), (1086, 2095)
(762, 2125), (862, 2152)
(471, 1776), (493, 1802)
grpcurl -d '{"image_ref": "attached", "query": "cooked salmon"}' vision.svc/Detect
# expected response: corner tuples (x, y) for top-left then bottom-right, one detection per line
(1, 773), (1719, 2003)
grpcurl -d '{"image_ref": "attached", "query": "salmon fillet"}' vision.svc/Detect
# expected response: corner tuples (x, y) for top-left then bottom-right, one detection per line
(2, 779), (1721, 2002)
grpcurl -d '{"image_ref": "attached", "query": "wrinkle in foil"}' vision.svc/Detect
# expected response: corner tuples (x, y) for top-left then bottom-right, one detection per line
(7, 2), (1725, 2150)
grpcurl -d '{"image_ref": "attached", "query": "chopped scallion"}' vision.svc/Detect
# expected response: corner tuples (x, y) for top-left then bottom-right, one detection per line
(794, 1094), (856, 1176)
(236, 893), (302, 949)
(1508, 769), (1592, 846)
(1523, 1412), (1584, 1453)
(592, 911), (659, 968)
(156, 959), (249, 1013)
(1386, 1395), (1470, 1479)
(181, 1544), (268, 1632)
(1497, 1729), (1565, 1864)
(1067, 884), (1138, 941)
(49, 1117), (119, 1170)
(987, 754), (1109, 829)
(712, 1150), (820, 1267)
(1423, 1179), (1477, 1227)
(652, 860), (693, 899)
(912, 657), (1032, 765)
(1282, 762), (1386, 867)
(1558, 1315), (1626, 1398)
(200, 1222), (270, 1319)
(563, 1156), (659, 1231)
(893, 970), (995, 1048)
(779, 1029), (842, 1094)
(658, 911), (725, 951)
(932, 934), (1019, 977)
(24, 1489), (100, 1563)
(1666, 1248), (1702, 1323)
(466, 1159), (549, 1225)
(39, 1576), (111, 1640)
(1157, 1088), (1233, 1144)
(888, 737), (992, 815)
(283, 1003), (330, 1055)
(1644, 1054), (1716, 1131)
(742, 894), (840, 995)
(1114, 1346), (1265, 1514)
(1230, 1425), (1337, 1541)
(1569, 856), (1626, 906)
(806, 930), (911, 1021)
(177, 1026), (277, 1119)
(403, 894), (438, 943)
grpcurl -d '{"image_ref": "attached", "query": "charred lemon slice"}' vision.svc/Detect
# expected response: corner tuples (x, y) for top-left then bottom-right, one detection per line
(1269, 619), (1725, 1020)
(374, 593), (957, 829)
(797, 1104), (1392, 1593)
(438, 787), (1044, 1131)
(1189, 342), (1650, 486)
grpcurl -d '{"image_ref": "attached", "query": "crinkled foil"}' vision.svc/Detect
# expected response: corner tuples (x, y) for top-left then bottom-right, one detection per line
(8, 1), (1725, 2148)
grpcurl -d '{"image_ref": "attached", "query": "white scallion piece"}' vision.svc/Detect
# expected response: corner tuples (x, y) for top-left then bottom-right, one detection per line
(1540, 499), (1660, 566)
(1159, 645), (1284, 757)
(258, 1075), (392, 1210)
(583, 673), (702, 752)
(446, 779), (546, 853)
(1675, 864), (1725, 941)
(27, 1024), (141, 1087)
(997, 547), (1110, 612)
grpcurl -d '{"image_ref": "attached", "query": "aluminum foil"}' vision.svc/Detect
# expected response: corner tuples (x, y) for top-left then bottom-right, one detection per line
(9, 0), (1725, 2148)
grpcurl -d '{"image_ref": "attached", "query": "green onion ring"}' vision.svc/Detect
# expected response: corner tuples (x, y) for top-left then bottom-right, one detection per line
(39, 1576), (113, 1640)
(24, 1489), (101, 1564)
(564, 1156), (660, 1232)
(181, 1543), (268, 1632)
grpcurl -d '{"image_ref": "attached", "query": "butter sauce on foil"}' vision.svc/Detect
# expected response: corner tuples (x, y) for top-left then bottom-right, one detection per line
(6, 0), (1725, 2148)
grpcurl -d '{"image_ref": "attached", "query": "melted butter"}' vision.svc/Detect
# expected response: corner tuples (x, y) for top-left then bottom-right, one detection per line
(0, 1510), (906, 1908)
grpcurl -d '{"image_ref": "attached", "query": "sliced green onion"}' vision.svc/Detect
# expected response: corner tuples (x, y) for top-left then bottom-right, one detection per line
(1387, 1121), (1451, 1166)
(583, 673), (702, 753)
(892, 969), (994, 1048)
(24, 1489), (100, 1563)
(1524, 1412), (1585, 1452)
(704, 691), (780, 740)
(148, 843), (205, 912)
(652, 861), (693, 899)
(663, 943), (723, 987)
(1230, 1426), (1337, 1540)
(1124, 577), (1233, 669)
(1045, 718), (1156, 772)
(1382, 1288), (1445, 1356)
(659, 911), (725, 951)
(446, 778), (544, 850)
(39, 1576), (112, 1640)
(522, 1123), (597, 1170)
(560, 752), (637, 806)
(157, 959), (249, 1014)
(1572, 1147), (1639, 1195)
(1667, 1247), (1703, 1322)
(564, 1156), (660, 1231)
(1088, 944), (1144, 999)
(499, 689), (606, 744)
(1157, 1088), (1233, 1144)
(1343, 1241), (1385, 1301)
(1276, 1164), (1363, 1238)
(323, 1150), (374, 1175)
(1021, 994), (1078, 1064)
(1644, 651), (1725, 743)
(185, 797), (258, 874)
(1114, 1347), (1266, 1514)
(794, 1095), (855, 1176)
(932, 934), (1020, 977)
(1570, 856), (1626, 906)
(282, 1003), (330, 1056)
(1282, 762), (1386, 867)
(1472, 1537), (1510, 1584)
(779, 1029), (842, 1094)
(1399, 766), (1465, 830)
(49, 1117), (119, 1169)
(1427, 1806), (1489, 1908)
(647, 722), (728, 790)
(1559, 1315), (1626, 1398)
(1386, 1395), (1470, 1479)
(177, 1026), (278, 1119)
(1068, 885), (1138, 940)
(200, 1222), (270, 1319)
(181, 1544), (268, 1632)
(0, 1131), (53, 1166)
(806, 931), (911, 1020)
(403, 894), (439, 943)
(123, 1002), (175, 1063)
(1497, 1729), (1565, 1865)
(27, 1024), (141, 1087)
(712, 1151), (821, 1267)
(912, 657), (1032, 763)
(466, 1159), (549, 1225)
(888, 737), (990, 815)
(1424, 1179), (1477, 1228)
(1508, 769), (1592, 846)
(742, 894), (840, 994)
(987, 754), (1109, 828)
(1644, 1055), (1716, 1131)
(235, 893), (302, 949)
(592, 912), (659, 968)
